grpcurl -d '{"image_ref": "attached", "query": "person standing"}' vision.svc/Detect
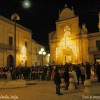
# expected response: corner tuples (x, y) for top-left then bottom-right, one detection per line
(54, 68), (63, 95)
(51, 67), (55, 81)
(80, 63), (86, 84)
(86, 62), (91, 79)
(70, 67), (78, 89)
(95, 63), (100, 82)
(75, 64), (81, 85)
(63, 68), (69, 90)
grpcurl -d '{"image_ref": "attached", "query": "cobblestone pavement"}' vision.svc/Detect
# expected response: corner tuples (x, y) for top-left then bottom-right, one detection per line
(0, 78), (100, 100)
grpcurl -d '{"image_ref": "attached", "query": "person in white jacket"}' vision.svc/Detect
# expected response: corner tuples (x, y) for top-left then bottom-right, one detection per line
(70, 67), (78, 89)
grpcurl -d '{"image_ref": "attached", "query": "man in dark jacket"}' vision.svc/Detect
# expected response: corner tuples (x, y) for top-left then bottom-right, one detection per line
(63, 68), (69, 90)
(86, 62), (91, 79)
(95, 63), (100, 82)
(54, 68), (63, 95)
(75, 64), (81, 85)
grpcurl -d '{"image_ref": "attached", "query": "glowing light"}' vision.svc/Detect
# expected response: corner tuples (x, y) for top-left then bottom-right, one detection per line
(39, 48), (46, 55)
(48, 54), (50, 56)
(47, 54), (50, 65)
(56, 47), (59, 60)
(22, 0), (31, 9)
(38, 48), (46, 66)
(20, 46), (27, 65)
(41, 48), (44, 52)
(39, 51), (42, 54)
(56, 29), (78, 63)
(43, 51), (46, 55)
(66, 56), (72, 63)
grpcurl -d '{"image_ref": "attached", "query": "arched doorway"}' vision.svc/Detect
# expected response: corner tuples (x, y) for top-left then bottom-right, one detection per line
(7, 55), (14, 67)
(62, 47), (73, 64)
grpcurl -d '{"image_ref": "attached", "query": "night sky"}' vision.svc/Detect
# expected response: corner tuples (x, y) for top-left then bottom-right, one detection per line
(0, 0), (100, 48)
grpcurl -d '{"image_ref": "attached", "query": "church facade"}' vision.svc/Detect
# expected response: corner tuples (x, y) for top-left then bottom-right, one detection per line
(49, 5), (100, 65)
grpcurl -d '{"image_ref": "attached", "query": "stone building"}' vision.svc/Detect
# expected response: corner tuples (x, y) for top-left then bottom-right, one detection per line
(0, 16), (32, 67)
(0, 16), (47, 67)
(0, 15), (49, 67)
(32, 39), (45, 66)
(49, 5), (100, 65)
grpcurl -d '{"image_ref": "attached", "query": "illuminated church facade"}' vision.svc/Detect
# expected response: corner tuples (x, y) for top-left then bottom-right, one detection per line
(49, 5), (100, 65)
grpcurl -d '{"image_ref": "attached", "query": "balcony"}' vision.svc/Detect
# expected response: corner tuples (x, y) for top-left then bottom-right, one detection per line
(0, 43), (20, 51)
(88, 47), (99, 53)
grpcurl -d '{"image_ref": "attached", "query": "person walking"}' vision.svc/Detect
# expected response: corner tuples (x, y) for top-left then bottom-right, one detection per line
(54, 68), (63, 95)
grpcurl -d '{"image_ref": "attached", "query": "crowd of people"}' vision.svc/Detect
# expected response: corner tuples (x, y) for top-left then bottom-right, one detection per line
(0, 62), (100, 85)
(53, 62), (100, 95)
(0, 66), (52, 81)
(0, 62), (100, 81)
(0, 62), (100, 95)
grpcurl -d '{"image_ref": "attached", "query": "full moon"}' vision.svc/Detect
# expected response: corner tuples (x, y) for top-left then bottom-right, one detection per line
(22, 0), (31, 9)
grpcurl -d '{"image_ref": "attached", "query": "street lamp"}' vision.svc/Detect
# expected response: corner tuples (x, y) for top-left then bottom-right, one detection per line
(11, 13), (20, 67)
(38, 48), (46, 66)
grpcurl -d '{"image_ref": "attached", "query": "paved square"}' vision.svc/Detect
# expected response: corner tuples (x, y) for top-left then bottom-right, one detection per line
(0, 80), (100, 100)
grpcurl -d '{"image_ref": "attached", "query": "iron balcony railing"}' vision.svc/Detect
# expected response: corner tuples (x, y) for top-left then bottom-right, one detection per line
(0, 43), (19, 51)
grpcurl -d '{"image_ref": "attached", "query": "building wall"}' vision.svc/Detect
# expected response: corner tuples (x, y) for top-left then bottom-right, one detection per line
(49, 43), (56, 65)
(0, 16), (32, 67)
(32, 40), (43, 66)
(56, 17), (79, 40)
(80, 34), (89, 63)
(0, 16), (50, 67)
(32, 40), (49, 66)
(88, 32), (100, 63)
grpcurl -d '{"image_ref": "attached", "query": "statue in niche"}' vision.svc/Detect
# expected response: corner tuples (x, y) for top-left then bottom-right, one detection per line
(81, 24), (88, 34)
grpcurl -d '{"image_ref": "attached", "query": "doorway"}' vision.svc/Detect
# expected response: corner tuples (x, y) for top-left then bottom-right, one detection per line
(94, 54), (100, 63)
(7, 55), (14, 67)
(65, 55), (72, 63)
(95, 58), (100, 63)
